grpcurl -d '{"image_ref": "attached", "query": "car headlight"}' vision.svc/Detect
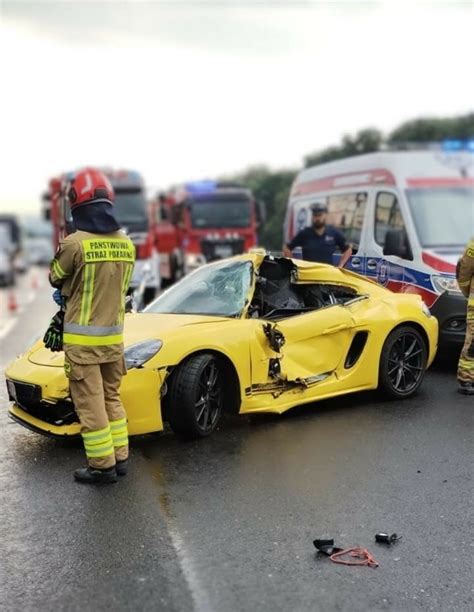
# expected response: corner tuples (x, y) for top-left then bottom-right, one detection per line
(431, 275), (462, 294)
(124, 340), (163, 369)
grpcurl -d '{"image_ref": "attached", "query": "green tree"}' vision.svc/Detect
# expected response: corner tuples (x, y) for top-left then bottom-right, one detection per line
(388, 112), (474, 144)
(304, 128), (383, 167)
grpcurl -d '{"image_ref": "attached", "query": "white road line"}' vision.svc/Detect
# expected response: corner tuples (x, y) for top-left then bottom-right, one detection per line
(0, 318), (18, 341)
(163, 516), (214, 612)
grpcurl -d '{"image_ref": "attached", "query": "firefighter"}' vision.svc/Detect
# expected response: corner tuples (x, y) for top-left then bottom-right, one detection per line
(47, 168), (136, 483)
(456, 238), (474, 395)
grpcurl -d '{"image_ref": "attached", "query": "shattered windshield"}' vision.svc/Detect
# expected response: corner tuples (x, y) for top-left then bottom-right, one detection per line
(145, 259), (253, 317)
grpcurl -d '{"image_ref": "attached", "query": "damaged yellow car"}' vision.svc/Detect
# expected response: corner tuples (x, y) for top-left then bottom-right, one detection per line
(6, 252), (438, 440)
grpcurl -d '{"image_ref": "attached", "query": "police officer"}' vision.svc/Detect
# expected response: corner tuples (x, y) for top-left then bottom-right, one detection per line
(456, 238), (474, 395)
(47, 168), (136, 484)
(283, 202), (352, 267)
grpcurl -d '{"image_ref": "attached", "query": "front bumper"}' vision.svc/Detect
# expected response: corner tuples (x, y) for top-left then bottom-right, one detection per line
(6, 376), (81, 437)
(5, 360), (165, 438)
(430, 291), (467, 348)
(9, 404), (80, 438)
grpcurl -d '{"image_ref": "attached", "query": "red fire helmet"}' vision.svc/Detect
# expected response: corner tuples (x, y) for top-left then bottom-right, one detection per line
(67, 167), (115, 209)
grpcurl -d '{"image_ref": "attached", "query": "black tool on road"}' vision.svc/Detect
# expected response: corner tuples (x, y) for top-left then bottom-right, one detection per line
(313, 538), (343, 556)
(375, 532), (401, 545)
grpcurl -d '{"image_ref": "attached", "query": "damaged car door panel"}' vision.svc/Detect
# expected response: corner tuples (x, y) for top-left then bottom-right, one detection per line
(247, 256), (370, 399)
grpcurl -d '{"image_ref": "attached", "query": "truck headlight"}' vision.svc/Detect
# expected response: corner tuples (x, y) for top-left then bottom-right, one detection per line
(431, 275), (462, 294)
(124, 340), (163, 369)
(185, 253), (206, 268)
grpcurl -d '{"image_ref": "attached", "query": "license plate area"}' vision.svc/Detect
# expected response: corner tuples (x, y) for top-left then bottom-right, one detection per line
(214, 245), (233, 258)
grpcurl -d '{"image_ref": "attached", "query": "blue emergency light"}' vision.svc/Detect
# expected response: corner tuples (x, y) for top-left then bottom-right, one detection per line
(441, 139), (474, 152)
(441, 140), (463, 151)
(185, 180), (217, 195)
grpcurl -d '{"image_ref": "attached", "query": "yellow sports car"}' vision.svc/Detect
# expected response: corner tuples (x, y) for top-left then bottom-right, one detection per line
(6, 252), (438, 440)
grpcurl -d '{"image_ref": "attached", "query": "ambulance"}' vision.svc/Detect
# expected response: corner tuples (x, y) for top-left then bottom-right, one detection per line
(284, 145), (474, 347)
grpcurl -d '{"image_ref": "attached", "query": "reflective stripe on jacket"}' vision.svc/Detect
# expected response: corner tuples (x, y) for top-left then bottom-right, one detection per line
(456, 239), (474, 299)
(50, 230), (135, 361)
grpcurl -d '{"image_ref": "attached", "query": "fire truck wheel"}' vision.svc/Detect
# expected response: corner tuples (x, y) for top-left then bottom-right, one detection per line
(166, 353), (224, 439)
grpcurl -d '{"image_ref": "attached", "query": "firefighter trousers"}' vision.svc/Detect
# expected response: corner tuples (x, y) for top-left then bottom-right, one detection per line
(457, 288), (474, 384)
(67, 358), (129, 469)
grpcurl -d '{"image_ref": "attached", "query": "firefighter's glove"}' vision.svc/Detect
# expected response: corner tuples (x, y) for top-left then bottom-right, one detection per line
(43, 310), (64, 352)
(52, 289), (65, 307)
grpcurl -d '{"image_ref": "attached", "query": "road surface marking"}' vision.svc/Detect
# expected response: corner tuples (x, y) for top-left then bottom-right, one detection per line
(0, 318), (18, 341)
(162, 514), (214, 612)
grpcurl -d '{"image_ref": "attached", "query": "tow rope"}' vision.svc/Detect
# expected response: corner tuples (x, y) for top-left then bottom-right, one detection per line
(329, 547), (379, 568)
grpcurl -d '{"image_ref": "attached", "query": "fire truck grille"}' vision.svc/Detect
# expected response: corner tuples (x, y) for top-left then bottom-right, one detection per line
(201, 238), (245, 261)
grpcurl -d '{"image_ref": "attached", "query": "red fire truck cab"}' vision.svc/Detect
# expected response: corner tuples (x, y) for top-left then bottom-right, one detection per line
(152, 180), (265, 285)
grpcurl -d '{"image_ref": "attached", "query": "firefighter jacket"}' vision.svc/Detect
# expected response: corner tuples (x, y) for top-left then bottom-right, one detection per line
(50, 230), (135, 364)
(456, 239), (474, 299)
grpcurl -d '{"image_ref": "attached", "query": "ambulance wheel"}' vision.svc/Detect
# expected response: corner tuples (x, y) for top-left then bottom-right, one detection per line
(378, 325), (427, 399)
(167, 353), (224, 439)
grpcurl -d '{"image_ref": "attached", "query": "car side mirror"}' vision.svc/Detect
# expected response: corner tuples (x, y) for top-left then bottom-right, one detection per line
(125, 295), (135, 313)
(383, 229), (412, 260)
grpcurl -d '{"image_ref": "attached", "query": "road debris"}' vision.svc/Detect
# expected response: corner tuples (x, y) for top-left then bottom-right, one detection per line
(313, 539), (379, 568)
(375, 532), (401, 545)
(330, 547), (379, 568)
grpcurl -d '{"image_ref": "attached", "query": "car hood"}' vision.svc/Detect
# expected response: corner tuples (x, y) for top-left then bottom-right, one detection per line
(27, 313), (232, 367)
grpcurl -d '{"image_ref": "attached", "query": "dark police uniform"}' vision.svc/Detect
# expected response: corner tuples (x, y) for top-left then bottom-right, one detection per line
(287, 225), (349, 264)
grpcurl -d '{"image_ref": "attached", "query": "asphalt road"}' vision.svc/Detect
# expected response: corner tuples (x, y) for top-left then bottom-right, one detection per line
(1, 271), (472, 612)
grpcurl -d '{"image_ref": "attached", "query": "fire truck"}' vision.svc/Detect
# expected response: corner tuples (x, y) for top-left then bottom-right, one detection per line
(43, 169), (160, 303)
(151, 180), (265, 286)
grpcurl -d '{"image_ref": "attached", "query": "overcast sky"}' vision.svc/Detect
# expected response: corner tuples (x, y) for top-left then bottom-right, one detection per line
(0, 0), (473, 213)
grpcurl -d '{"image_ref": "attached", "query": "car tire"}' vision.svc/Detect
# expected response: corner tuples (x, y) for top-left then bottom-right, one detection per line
(167, 353), (224, 439)
(378, 325), (427, 399)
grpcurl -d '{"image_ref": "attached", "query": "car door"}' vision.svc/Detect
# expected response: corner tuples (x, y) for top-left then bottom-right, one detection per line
(249, 305), (355, 395)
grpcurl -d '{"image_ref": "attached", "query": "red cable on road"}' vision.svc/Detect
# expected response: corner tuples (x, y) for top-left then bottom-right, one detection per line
(330, 547), (379, 568)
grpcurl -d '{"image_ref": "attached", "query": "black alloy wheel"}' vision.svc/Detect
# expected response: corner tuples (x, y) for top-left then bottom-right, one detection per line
(167, 353), (224, 438)
(378, 326), (427, 399)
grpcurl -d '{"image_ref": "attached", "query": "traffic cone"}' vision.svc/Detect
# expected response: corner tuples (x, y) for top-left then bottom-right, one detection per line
(8, 291), (18, 312)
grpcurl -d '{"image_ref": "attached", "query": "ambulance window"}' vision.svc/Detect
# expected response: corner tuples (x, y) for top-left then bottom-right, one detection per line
(375, 192), (410, 252)
(327, 192), (367, 247)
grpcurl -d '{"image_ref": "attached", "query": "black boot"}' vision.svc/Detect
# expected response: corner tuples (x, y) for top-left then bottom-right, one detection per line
(458, 381), (474, 395)
(74, 466), (118, 484)
(116, 459), (128, 476)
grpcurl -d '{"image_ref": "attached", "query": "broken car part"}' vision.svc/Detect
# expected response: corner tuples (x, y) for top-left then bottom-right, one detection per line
(375, 532), (401, 545)
(313, 539), (343, 556)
